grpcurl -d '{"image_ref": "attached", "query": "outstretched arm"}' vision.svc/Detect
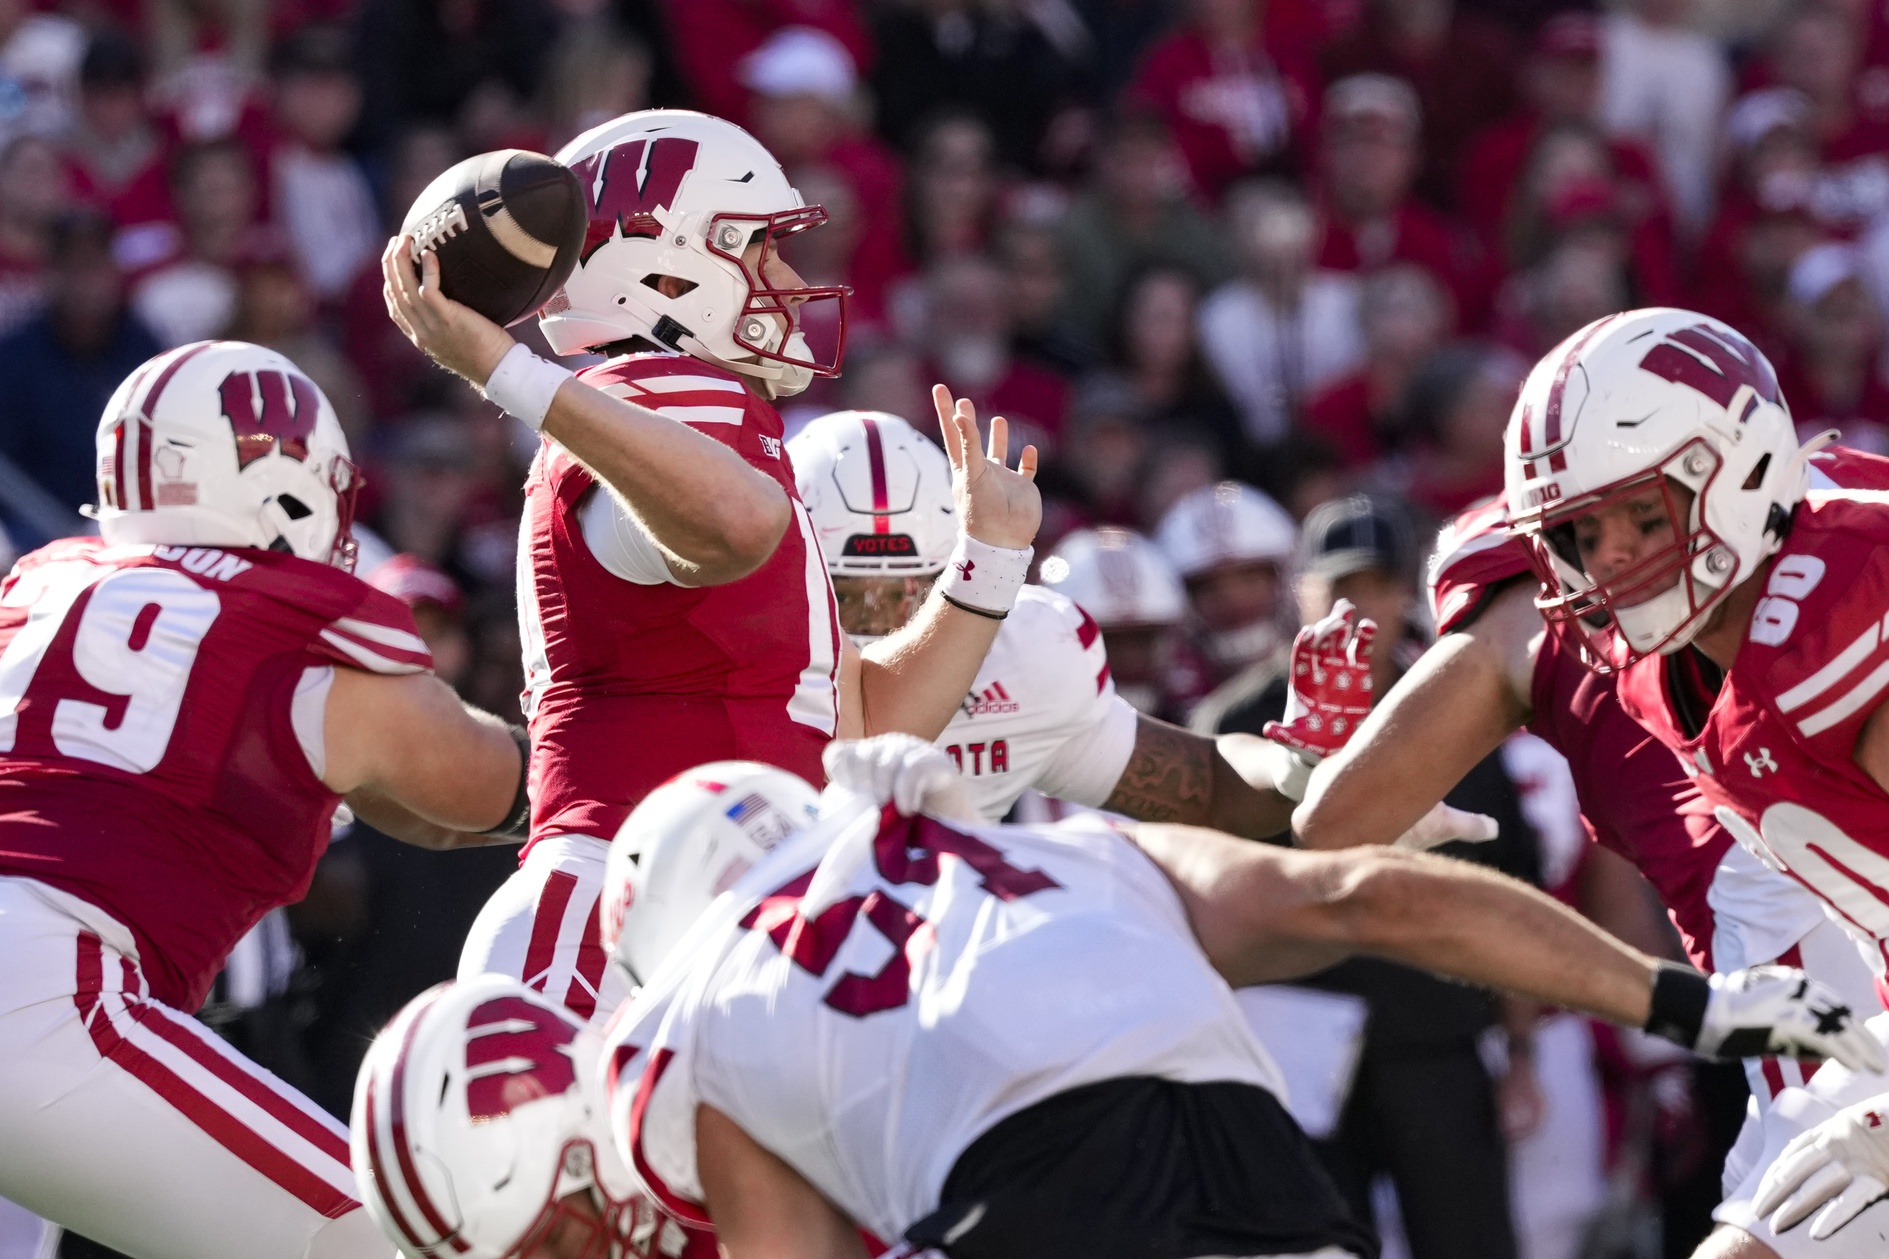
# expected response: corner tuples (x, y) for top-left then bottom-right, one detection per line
(1097, 720), (1296, 840)
(1294, 580), (1538, 850)
(697, 1104), (867, 1259)
(382, 242), (789, 585)
(841, 386), (1040, 740)
(323, 665), (523, 844)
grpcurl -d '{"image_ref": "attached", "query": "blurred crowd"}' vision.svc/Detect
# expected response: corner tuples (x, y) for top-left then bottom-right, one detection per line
(2, 0), (1887, 1256)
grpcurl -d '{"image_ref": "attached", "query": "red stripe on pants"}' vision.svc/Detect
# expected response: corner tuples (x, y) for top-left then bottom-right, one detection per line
(522, 869), (580, 993)
(72, 933), (358, 1219)
(564, 893), (609, 1019)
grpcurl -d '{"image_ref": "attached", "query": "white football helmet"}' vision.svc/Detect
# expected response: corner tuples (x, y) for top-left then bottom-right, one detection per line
(1039, 527), (1185, 628)
(602, 761), (822, 986)
(91, 340), (359, 569)
(790, 410), (957, 576)
(351, 975), (645, 1259)
(1154, 481), (1298, 579)
(542, 110), (849, 397)
(1504, 308), (1806, 670)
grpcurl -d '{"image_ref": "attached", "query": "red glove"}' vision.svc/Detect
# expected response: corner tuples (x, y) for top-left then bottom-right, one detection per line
(1263, 599), (1376, 759)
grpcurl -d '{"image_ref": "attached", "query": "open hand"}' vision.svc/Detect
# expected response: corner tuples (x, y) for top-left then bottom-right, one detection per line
(1263, 599), (1376, 759)
(381, 237), (516, 387)
(932, 384), (1040, 551)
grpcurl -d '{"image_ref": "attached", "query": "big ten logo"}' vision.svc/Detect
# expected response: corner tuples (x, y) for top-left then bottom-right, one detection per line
(944, 740), (1008, 776)
(1750, 555), (1828, 646)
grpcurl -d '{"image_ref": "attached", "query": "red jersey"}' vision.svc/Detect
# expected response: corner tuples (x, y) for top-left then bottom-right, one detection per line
(0, 538), (430, 1011)
(518, 353), (841, 847)
(1430, 498), (1730, 967)
(1612, 450), (1889, 978)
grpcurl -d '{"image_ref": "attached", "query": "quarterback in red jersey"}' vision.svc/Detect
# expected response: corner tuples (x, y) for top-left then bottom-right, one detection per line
(1498, 308), (1889, 1257)
(381, 109), (1040, 1028)
(0, 341), (530, 1259)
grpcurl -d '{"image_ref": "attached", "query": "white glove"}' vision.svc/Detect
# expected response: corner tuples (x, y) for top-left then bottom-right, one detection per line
(1692, 966), (1884, 1073)
(1753, 1091), (1889, 1238)
(821, 734), (979, 823)
(1391, 802), (1500, 851)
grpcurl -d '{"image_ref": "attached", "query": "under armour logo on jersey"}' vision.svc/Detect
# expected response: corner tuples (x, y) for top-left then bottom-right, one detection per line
(219, 370), (320, 468)
(463, 995), (580, 1120)
(956, 559), (975, 581)
(1746, 748), (1779, 778)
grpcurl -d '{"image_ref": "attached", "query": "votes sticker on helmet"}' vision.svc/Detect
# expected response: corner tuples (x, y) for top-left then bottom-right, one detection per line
(842, 534), (917, 558)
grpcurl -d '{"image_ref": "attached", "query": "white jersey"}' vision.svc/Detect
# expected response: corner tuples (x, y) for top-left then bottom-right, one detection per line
(600, 799), (1284, 1245)
(938, 586), (1139, 820)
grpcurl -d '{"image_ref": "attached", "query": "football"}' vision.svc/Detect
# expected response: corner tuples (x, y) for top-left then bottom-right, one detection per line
(401, 149), (588, 328)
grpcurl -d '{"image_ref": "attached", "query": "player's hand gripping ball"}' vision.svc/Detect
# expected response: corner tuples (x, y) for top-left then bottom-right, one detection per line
(1264, 599), (1376, 759)
(400, 149), (587, 327)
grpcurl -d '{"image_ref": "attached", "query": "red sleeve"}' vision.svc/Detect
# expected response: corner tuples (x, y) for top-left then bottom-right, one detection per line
(1427, 498), (1529, 634)
(309, 584), (433, 675)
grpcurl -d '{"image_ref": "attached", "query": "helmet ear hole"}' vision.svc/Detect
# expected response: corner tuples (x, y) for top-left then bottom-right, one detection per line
(641, 274), (698, 299)
(276, 494), (313, 520)
(1742, 453), (1772, 491)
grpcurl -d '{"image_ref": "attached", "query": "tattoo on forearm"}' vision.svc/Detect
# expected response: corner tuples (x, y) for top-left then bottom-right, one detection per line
(1102, 718), (1213, 824)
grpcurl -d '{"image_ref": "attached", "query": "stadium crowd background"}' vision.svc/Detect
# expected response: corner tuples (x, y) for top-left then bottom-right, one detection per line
(0, 0), (1885, 1255)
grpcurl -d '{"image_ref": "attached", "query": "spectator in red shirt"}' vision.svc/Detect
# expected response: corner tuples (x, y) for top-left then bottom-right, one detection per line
(1319, 0), (1518, 212)
(1457, 13), (1671, 257)
(1127, 0), (1320, 201)
(63, 31), (172, 230)
(124, 137), (274, 346)
(1491, 230), (1631, 361)
(1302, 261), (1451, 467)
(1314, 73), (1488, 327)
(0, 135), (70, 337)
(918, 251), (1070, 454)
(1693, 88), (1823, 356)
(1776, 241), (1889, 453)
(1756, 4), (1889, 166)
(657, 0), (870, 126)
(738, 25), (904, 318)
(1497, 123), (1680, 309)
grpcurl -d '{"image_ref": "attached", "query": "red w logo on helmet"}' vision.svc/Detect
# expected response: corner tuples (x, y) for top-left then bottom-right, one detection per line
(219, 370), (320, 468)
(1639, 324), (1780, 415)
(569, 137), (700, 261)
(464, 996), (580, 1120)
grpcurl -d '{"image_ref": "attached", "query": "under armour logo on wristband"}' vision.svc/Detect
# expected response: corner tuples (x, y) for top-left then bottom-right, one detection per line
(956, 559), (975, 580)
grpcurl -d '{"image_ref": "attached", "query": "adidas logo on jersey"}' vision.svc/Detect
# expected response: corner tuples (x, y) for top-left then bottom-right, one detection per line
(961, 681), (1020, 717)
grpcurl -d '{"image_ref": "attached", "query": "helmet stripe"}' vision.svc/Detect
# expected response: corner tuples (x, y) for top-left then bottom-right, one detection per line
(1542, 316), (1616, 473)
(112, 419), (129, 511)
(860, 415), (890, 534)
(384, 994), (472, 1253)
(136, 416), (154, 512)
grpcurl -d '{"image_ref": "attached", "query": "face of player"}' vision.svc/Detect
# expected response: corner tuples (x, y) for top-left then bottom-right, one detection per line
(1101, 624), (1174, 714)
(832, 574), (928, 640)
(1564, 481), (1694, 604)
(520, 1190), (603, 1259)
(1185, 560), (1281, 633)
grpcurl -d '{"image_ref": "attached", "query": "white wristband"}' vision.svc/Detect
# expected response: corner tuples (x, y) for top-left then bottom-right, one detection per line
(940, 533), (1032, 617)
(482, 342), (572, 431)
(1267, 741), (1319, 804)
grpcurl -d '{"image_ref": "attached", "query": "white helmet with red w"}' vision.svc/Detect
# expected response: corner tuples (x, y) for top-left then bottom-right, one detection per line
(91, 340), (359, 569)
(601, 761), (821, 986)
(542, 110), (849, 397)
(351, 975), (647, 1259)
(1504, 308), (1806, 670)
(790, 410), (957, 577)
